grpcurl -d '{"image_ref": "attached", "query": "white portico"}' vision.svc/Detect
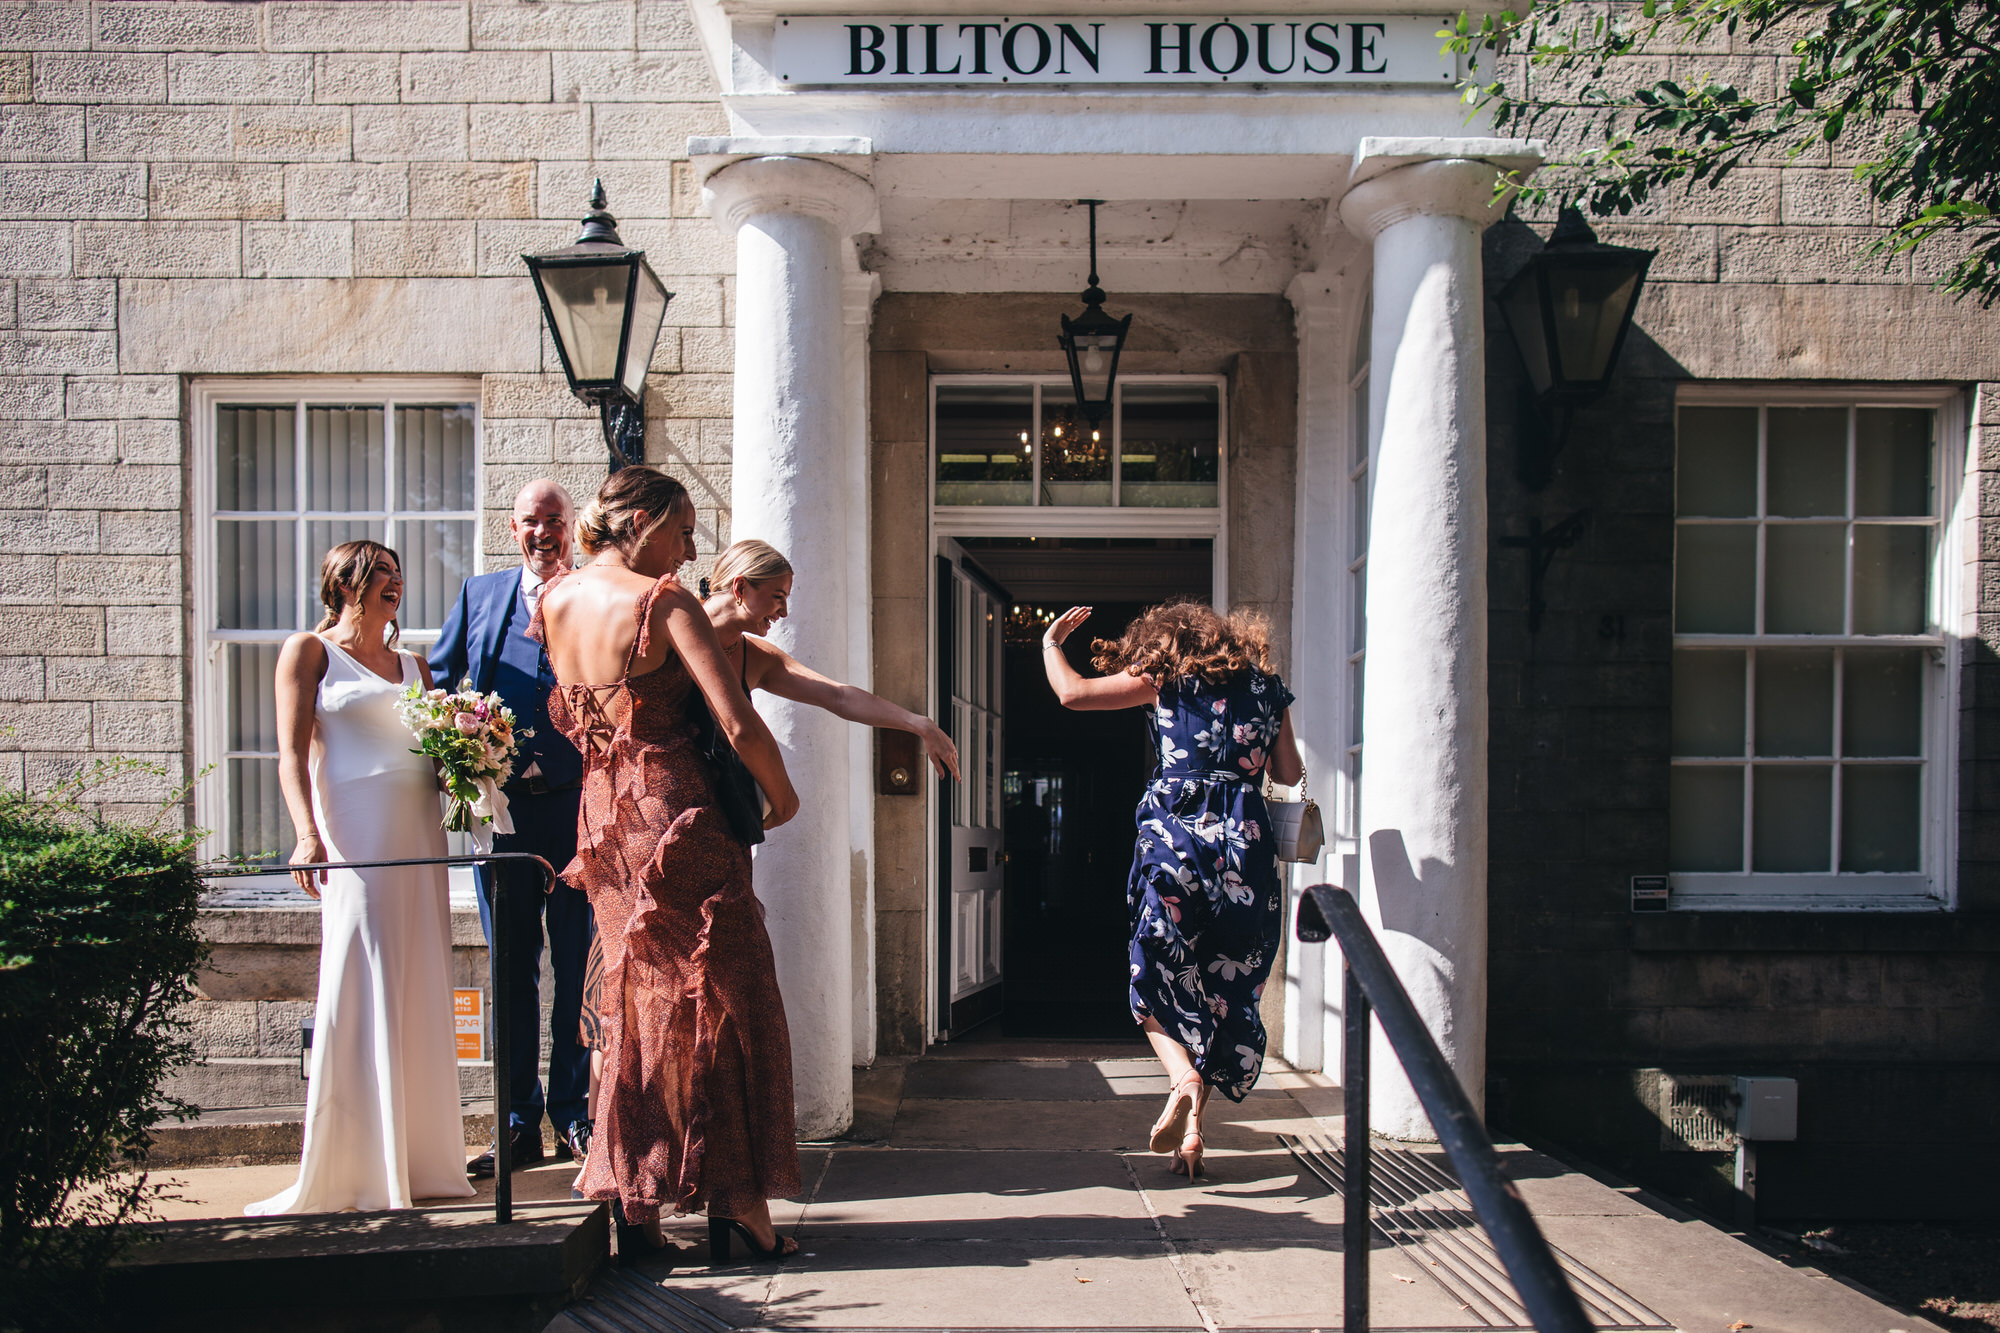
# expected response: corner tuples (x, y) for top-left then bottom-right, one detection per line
(684, 0), (1538, 1141)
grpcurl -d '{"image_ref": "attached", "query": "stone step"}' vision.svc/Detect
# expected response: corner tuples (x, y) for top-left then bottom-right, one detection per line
(146, 1102), (509, 1167)
(104, 1200), (607, 1333)
(165, 1057), (495, 1114)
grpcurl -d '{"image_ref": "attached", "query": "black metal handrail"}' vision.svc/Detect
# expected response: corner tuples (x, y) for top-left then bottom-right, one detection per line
(199, 851), (558, 1225)
(1296, 882), (1592, 1332)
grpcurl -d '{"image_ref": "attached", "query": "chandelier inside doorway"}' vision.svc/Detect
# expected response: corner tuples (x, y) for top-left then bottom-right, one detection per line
(1056, 200), (1133, 428)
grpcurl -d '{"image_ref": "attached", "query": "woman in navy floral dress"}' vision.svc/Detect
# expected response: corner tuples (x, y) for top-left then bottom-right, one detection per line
(1042, 599), (1302, 1179)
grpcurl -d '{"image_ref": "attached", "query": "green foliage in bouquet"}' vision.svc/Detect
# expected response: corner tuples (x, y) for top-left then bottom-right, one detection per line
(0, 762), (208, 1330)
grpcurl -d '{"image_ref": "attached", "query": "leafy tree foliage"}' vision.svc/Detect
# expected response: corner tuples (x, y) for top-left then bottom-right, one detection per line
(1448, 0), (2000, 302)
(0, 765), (207, 1330)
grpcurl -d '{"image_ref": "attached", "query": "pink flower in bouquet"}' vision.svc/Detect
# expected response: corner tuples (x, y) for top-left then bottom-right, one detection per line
(454, 711), (481, 734)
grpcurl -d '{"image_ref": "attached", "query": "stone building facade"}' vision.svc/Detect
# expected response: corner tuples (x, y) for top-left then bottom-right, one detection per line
(2, 0), (1994, 1216)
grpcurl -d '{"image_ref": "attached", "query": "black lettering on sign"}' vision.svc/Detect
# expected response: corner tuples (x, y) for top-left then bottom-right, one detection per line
(893, 23), (912, 75)
(1200, 21), (1249, 75)
(1302, 22), (1340, 74)
(923, 23), (961, 75)
(1056, 22), (1102, 74)
(1002, 22), (1051, 75)
(848, 23), (886, 76)
(959, 22), (1001, 74)
(1351, 22), (1387, 74)
(1147, 22), (1194, 74)
(1254, 22), (1298, 74)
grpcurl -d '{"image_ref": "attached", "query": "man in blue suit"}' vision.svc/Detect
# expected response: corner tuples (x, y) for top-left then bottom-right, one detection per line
(431, 478), (591, 1175)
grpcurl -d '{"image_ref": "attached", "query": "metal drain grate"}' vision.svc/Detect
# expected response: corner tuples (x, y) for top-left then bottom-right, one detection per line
(1281, 1133), (1672, 1331)
(564, 1268), (739, 1333)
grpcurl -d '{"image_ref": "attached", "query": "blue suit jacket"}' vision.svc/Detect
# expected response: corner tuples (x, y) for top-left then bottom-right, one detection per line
(428, 567), (582, 789)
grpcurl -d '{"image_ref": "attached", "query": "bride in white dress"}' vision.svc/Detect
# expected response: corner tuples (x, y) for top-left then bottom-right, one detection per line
(247, 540), (476, 1215)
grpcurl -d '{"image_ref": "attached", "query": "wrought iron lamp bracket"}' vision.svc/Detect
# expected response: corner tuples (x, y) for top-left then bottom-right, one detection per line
(1499, 508), (1590, 634)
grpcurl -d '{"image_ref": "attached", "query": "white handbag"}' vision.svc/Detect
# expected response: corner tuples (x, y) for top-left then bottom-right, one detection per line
(1264, 768), (1325, 865)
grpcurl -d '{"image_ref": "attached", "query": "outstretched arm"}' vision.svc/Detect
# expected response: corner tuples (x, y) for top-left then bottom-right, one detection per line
(655, 585), (801, 829)
(746, 638), (961, 781)
(1039, 606), (1158, 711)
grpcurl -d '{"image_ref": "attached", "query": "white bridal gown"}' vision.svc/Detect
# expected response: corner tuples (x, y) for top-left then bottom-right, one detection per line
(246, 639), (475, 1215)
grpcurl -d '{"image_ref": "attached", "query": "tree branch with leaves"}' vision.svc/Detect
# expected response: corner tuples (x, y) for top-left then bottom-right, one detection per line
(1447, 0), (2000, 303)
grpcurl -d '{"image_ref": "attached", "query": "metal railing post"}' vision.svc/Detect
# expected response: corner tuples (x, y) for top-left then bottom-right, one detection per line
(199, 851), (555, 1227)
(490, 856), (512, 1225)
(1298, 883), (1593, 1333)
(1343, 957), (1371, 1331)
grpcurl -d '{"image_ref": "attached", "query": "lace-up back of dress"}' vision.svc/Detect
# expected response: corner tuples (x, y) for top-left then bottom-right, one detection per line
(531, 574), (698, 760)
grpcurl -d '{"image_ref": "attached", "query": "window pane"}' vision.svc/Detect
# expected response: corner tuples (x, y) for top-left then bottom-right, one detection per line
(228, 756), (295, 864)
(1670, 766), (1743, 872)
(1350, 567), (1366, 655)
(217, 521), (297, 629)
(1041, 397), (1110, 506)
(215, 405), (296, 511)
(396, 404), (477, 511)
(1764, 523), (1845, 634)
(1753, 766), (1832, 872)
(1852, 525), (1927, 634)
(1120, 382), (1219, 508)
(1840, 765), (1921, 872)
(1672, 649), (1745, 756)
(1674, 525), (1756, 633)
(1843, 647), (1924, 757)
(225, 644), (283, 752)
(397, 518), (475, 633)
(1766, 407), (1847, 517)
(937, 385), (1033, 506)
(1676, 407), (1757, 517)
(1854, 408), (1931, 517)
(1348, 656), (1364, 746)
(306, 406), (386, 512)
(1755, 649), (1834, 756)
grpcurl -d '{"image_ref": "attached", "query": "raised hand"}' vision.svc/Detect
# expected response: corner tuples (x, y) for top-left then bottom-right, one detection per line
(1044, 605), (1093, 648)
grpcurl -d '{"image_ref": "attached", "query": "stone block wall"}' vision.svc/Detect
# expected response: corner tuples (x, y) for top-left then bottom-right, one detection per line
(0, 0), (735, 819)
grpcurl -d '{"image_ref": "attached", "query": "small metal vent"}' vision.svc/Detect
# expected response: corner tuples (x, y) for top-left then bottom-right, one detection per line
(1660, 1073), (1736, 1151)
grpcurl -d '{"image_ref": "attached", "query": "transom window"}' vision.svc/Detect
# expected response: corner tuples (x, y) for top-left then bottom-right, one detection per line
(934, 378), (1222, 510)
(194, 381), (481, 865)
(1670, 391), (1961, 908)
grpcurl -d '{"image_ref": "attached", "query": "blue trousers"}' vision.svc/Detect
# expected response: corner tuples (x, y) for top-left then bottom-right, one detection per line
(474, 785), (590, 1133)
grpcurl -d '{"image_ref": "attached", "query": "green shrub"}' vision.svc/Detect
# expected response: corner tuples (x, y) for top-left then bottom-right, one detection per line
(0, 766), (208, 1329)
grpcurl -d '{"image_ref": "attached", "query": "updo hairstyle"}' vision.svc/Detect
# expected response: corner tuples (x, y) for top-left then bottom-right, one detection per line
(314, 539), (403, 644)
(1091, 598), (1273, 688)
(710, 539), (794, 598)
(574, 465), (691, 558)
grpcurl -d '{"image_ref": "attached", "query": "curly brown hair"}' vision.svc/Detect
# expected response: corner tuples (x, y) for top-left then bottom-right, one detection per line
(1091, 599), (1273, 687)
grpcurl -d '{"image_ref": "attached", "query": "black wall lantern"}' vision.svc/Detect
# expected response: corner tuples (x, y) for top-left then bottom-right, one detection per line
(523, 181), (672, 473)
(1057, 199), (1132, 428)
(1496, 207), (1654, 489)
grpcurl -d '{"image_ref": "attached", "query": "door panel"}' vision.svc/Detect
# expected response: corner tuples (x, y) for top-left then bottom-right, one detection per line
(940, 539), (1007, 1036)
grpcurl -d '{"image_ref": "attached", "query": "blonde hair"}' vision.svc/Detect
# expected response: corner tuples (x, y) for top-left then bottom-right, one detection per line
(574, 465), (691, 558)
(711, 539), (794, 595)
(315, 540), (402, 644)
(1092, 599), (1272, 687)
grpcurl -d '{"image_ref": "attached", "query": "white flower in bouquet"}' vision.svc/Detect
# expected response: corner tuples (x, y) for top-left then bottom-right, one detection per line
(395, 680), (532, 846)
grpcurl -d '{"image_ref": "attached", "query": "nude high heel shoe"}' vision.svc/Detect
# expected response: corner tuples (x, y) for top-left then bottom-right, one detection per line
(1169, 1130), (1206, 1180)
(1149, 1070), (1205, 1154)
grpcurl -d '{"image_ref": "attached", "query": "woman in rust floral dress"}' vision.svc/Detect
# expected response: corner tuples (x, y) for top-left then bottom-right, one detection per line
(532, 466), (803, 1260)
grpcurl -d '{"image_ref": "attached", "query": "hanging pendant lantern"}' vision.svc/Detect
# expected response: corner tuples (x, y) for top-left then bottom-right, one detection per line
(1058, 200), (1132, 428)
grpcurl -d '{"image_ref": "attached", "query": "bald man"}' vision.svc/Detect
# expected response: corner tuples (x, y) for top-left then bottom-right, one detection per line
(430, 479), (591, 1177)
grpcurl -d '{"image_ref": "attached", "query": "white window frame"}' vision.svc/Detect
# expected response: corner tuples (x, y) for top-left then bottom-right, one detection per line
(190, 376), (484, 866)
(1670, 383), (1968, 911)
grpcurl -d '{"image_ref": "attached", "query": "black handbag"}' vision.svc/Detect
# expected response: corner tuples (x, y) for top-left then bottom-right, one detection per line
(687, 643), (767, 847)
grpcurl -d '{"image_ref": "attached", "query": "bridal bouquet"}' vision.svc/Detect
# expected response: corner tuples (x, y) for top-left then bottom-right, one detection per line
(395, 681), (529, 848)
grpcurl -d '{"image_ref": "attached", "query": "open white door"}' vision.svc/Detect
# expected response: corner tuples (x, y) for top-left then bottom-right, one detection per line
(938, 540), (1006, 1036)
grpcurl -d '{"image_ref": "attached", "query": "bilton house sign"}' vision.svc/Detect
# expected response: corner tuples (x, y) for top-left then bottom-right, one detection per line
(772, 13), (1457, 84)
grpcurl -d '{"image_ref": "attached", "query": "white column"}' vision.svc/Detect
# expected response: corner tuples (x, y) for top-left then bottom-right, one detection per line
(844, 269), (881, 1070)
(1339, 138), (1538, 1140)
(705, 155), (878, 1138)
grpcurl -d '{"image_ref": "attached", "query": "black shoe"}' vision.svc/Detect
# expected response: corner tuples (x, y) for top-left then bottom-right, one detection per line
(556, 1119), (592, 1165)
(466, 1124), (546, 1179)
(708, 1216), (797, 1265)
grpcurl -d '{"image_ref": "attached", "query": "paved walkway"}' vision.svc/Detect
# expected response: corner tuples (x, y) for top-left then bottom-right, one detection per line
(537, 1045), (1941, 1333)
